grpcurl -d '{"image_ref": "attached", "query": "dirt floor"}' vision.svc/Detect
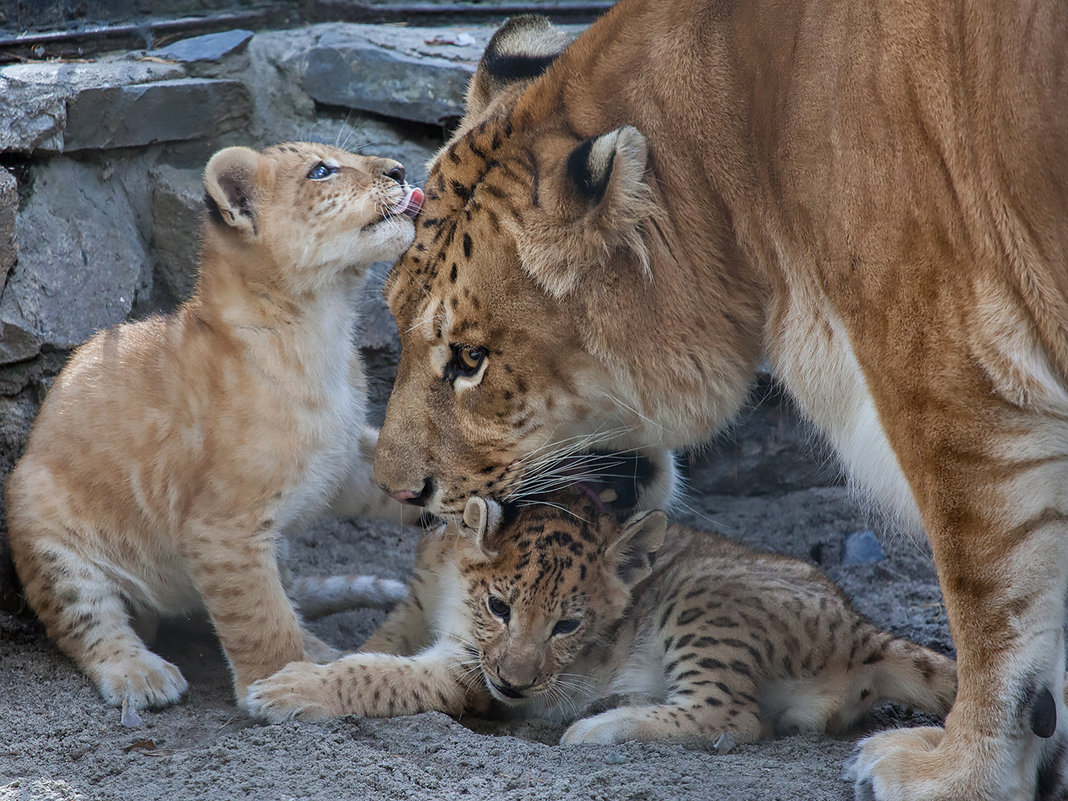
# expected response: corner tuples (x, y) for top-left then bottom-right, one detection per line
(0, 441), (952, 801)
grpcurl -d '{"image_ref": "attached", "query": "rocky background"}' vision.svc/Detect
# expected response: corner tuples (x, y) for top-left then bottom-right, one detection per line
(0, 6), (948, 801)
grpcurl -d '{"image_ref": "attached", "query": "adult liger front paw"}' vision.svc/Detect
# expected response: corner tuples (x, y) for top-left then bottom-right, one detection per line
(845, 725), (1023, 801)
(245, 661), (337, 722)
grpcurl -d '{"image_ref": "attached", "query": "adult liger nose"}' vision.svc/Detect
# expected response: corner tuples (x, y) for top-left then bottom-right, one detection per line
(382, 477), (434, 506)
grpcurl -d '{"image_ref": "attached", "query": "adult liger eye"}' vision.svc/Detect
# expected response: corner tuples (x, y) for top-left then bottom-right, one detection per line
(448, 344), (486, 379)
(552, 618), (581, 636)
(487, 595), (511, 621)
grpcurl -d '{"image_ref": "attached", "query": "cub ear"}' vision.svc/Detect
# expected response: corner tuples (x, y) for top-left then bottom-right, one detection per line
(465, 15), (572, 119)
(607, 510), (667, 588)
(460, 496), (504, 558)
(204, 146), (261, 237)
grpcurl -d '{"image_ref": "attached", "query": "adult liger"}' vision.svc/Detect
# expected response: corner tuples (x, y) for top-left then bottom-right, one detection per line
(372, 7), (1068, 801)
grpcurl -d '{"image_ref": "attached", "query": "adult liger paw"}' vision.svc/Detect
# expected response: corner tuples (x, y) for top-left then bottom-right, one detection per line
(245, 661), (336, 722)
(845, 726), (980, 801)
(94, 651), (188, 709)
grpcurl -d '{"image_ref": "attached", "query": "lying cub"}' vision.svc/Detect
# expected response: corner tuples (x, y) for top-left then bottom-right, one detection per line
(247, 490), (956, 747)
(6, 142), (424, 710)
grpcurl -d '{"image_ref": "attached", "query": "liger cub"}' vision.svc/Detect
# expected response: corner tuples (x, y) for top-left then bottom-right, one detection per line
(247, 490), (956, 748)
(5, 142), (424, 710)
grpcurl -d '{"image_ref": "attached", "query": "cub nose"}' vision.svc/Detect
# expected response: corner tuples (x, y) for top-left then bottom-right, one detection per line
(385, 165), (406, 184)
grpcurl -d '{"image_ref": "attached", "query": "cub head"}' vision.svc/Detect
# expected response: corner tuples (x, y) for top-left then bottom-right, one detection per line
(202, 142), (423, 293)
(452, 493), (667, 707)
(374, 16), (710, 518)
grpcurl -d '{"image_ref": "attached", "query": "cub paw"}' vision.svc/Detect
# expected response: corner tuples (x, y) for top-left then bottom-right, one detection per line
(94, 651), (188, 709)
(245, 661), (334, 723)
(561, 708), (642, 745)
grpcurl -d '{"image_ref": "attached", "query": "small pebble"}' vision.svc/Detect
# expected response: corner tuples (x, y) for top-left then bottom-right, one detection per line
(604, 749), (628, 765)
(841, 530), (886, 566)
(120, 698), (143, 728)
(713, 732), (736, 755)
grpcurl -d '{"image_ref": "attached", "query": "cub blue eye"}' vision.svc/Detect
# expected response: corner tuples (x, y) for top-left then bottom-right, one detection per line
(307, 162), (336, 180)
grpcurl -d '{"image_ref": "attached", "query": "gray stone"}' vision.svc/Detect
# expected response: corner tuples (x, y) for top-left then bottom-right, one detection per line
(0, 318), (40, 367)
(841, 530), (887, 566)
(0, 391), (37, 610)
(150, 164), (206, 304)
(64, 78), (252, 152)
(687, 374), (839, 497)
(0, 351), (66, 398)
(0, 168), (16, 294)
(0, 158), (151, 353)
(302, 25), (492, 126)
(147, 29), (254, 63)
(0, 59), (184, 153)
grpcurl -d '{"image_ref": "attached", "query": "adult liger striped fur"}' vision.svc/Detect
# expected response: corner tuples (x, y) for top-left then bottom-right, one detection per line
(372, 7), (1068, 801)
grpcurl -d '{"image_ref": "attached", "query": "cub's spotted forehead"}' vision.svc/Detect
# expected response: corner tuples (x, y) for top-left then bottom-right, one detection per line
(502, 501), (605, 564)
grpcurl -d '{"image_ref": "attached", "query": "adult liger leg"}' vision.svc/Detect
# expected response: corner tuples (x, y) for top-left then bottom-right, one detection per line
(847, 406), (1068, 801)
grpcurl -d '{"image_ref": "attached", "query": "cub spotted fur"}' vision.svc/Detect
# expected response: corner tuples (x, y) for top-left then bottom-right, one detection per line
(5, 142), (423, 709)
(373, 9), (1068, 799)
(247, 491), (956, 748)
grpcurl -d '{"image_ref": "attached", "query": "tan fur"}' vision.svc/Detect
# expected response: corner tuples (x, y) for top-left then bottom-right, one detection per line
(373, 6), (1068, 799)
(247, 491), (955, 749)
(5, 142), (418, 709)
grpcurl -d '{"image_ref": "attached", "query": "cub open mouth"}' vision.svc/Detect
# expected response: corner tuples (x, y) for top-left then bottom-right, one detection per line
(390, 187), (424, 220)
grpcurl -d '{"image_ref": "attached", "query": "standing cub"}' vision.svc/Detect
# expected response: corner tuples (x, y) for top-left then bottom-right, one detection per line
(6, 142), (423, 710)
(247, 491), (956, 747)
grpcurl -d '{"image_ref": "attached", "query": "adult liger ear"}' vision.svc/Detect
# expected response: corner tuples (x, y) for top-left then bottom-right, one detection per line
(204, 146), (261, 237)
(460, 496), (504, 558)
(465, 15), (572, 120)
(567, 126), (649, 209)
(607, 510), (667, 588)
(517, 125), (656, 297)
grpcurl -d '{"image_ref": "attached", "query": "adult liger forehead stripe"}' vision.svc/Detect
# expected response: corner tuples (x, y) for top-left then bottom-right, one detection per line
(374, 4), (1068, 801)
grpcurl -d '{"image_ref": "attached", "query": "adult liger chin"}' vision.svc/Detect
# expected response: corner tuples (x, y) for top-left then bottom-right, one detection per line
(373, 8), (1068, 801)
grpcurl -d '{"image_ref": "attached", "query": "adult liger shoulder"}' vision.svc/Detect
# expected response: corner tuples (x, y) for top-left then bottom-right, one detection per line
(6, 142), (423, 710)
(371, 6), (1068, 801)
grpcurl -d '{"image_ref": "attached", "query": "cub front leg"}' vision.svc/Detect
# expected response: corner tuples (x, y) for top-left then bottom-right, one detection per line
(245, 643), (469, 722)
(184, 523), (306, 702)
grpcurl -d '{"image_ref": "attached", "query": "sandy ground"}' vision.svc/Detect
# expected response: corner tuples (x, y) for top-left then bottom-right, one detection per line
(0, 441), (953, 801)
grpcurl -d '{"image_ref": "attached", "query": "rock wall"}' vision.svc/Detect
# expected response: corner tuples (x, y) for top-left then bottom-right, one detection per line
(0, 21), (838, 607)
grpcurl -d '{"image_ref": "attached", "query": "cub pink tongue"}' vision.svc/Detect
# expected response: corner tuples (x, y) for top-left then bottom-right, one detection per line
(403, 187), (424, 219)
